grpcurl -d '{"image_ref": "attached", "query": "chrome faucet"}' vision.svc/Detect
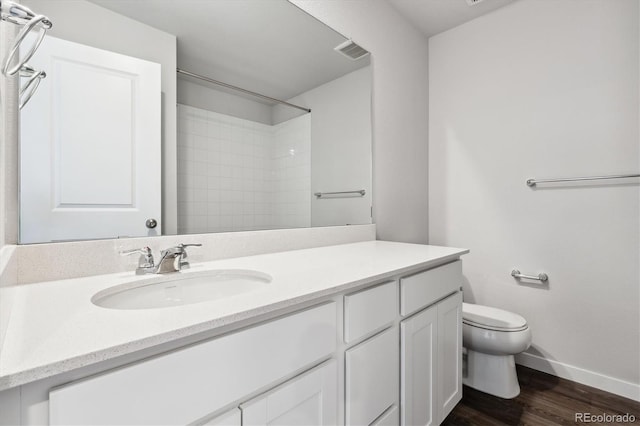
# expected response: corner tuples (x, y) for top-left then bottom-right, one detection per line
(156, 243), (202, 273)
(120, 243), (202, 275)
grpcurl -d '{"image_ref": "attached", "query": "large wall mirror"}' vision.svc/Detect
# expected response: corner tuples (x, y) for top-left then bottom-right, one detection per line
(19, 0), (372, 244)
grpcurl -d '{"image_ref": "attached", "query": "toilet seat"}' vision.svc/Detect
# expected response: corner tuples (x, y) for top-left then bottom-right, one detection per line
(462, 302), (528, 332)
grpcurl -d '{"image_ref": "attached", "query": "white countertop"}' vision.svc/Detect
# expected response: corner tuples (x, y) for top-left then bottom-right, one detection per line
(0, 241), (467, 390)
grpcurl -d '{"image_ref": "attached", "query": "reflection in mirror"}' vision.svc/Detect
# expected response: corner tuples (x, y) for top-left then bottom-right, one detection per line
(19, 0), (372, 243)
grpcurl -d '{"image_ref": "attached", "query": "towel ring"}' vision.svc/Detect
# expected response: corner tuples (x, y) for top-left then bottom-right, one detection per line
(2, 14), (51, 76)
(19, 64), (45, 109)
(1, 1), (52, 28)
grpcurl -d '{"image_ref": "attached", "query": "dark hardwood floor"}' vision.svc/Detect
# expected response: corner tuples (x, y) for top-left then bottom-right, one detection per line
(442, 365), (640, 425)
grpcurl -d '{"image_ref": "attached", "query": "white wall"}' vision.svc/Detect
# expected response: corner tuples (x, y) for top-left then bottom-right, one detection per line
(274, 67), (372, 227)
(22, 0), (179, 234)
(429, 0), (639, 399)
(291, 0), (430, 243)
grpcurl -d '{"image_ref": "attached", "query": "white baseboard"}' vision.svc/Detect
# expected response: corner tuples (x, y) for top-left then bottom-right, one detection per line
(515, 352), (640, 402)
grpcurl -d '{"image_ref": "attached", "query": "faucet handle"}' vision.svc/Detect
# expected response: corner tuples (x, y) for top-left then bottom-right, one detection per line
(175, 243), (202, 269)
(120, 246), (154, 268)
(176, 243), (202, 257)
(177, 243), (202, 249)
(119, 247), (151, 256)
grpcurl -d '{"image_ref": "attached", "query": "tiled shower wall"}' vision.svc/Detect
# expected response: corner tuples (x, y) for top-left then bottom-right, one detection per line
(272, 116), (312, 229)
(177, 105), (310, 234)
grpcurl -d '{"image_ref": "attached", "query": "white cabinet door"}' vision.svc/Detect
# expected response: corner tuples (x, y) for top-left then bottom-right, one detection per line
(202, 408), (241, 426)
(345, 327), (399, 426)
(20, 35), (161, 243)
(437, 292), (463, 422)
(400, 304), (437, 426)
(241, 360), (337, 426)
(400, 291), (463, 426)
(371, 405), (399, 426)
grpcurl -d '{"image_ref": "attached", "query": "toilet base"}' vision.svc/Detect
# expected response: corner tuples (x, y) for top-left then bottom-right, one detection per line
(463, 349), (521, 399)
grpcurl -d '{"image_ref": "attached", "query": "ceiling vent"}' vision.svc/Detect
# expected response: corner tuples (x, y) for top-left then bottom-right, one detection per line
(334, 40), (369, 61)
(466, 0), (486, 5)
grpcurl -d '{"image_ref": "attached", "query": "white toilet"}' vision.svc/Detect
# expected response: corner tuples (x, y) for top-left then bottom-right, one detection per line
(462, 302), (532, 399)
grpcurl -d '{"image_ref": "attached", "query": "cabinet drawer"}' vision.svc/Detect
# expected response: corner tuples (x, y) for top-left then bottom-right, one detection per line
(49, 302), (337, 426)
(345, 328), (399, 426)
(344, 281), (397, 343)
(400, 260), (461, 316)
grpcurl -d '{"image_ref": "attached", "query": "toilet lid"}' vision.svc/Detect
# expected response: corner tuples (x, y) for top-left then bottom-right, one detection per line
(462, 303), (528, 331)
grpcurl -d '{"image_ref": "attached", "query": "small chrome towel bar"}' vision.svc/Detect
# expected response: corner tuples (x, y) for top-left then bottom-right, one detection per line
(511, 269), (548, 282)
(314, 190), (365, 198)
(526, 173), (640, 187)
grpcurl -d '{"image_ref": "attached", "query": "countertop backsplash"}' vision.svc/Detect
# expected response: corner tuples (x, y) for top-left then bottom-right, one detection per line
(3, 224), (376, 285)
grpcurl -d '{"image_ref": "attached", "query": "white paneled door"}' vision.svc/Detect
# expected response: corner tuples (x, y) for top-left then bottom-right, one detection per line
(400, 291), (463, 426)
(20, 35), (161, 243)
(437, 291), (463, 419)
(345, 327), (399, 426)
(400, 304), (437, 426)
(241, 360), (337, 426)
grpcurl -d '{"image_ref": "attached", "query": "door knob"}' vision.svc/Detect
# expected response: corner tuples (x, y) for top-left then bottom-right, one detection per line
(146, 218), (158, 229)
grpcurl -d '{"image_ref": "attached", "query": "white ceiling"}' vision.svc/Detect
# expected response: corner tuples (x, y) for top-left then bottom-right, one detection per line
(389, 0), (516, 38)
(88, 0), (368, 101)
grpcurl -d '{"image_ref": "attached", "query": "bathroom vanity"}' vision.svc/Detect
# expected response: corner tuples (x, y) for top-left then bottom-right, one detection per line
(0, 241), (467, 425)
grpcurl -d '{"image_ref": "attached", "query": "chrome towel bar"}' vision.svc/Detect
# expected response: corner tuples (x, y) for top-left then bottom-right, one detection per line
(314, 190), (365, 198)
(511, 269), (548, 282)
(526, 173), (640, 187)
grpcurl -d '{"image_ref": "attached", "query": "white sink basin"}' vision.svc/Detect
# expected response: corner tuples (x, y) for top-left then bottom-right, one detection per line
(92, 270), (272, 310)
